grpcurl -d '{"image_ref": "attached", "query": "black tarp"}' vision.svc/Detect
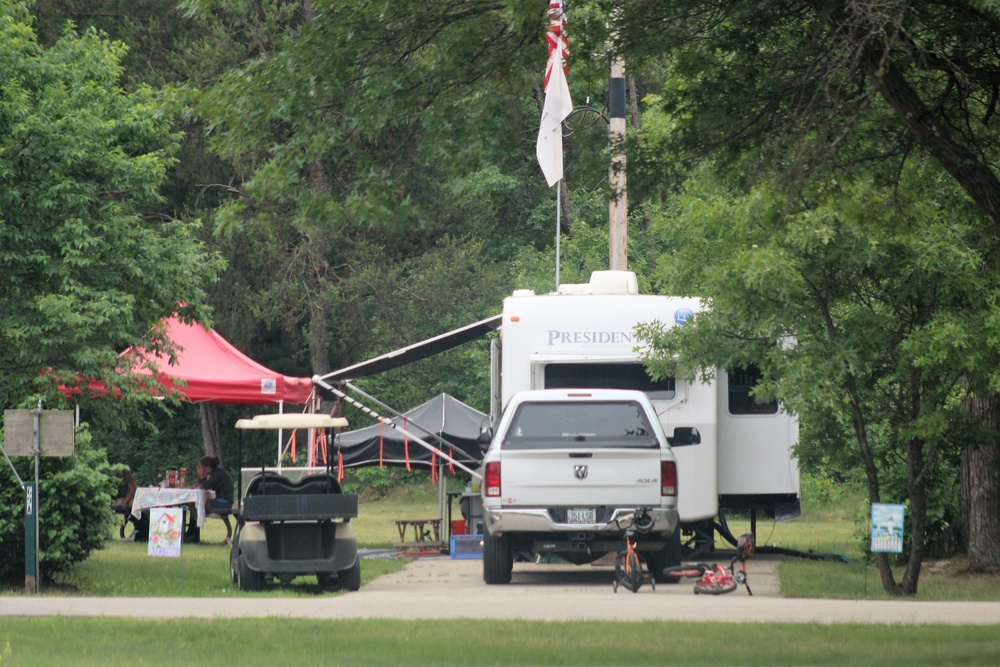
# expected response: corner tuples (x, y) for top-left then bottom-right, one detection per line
(335, 393), (488, 471)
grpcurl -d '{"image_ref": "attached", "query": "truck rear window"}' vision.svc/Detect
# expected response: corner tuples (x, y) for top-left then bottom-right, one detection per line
(544, 363), (676, 400)
(502, 401), (659, 449)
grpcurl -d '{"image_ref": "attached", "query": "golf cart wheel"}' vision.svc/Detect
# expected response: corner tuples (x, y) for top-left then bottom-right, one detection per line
(229, 538), (240, 584)
(237, 554), (265, 592)
(338, 559), (361, 592)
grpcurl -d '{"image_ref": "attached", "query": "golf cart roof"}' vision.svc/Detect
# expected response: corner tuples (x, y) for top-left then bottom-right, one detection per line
(236, 414), (349, 430)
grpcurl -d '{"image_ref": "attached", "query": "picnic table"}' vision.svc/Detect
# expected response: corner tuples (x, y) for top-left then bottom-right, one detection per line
(132, 487), (208, 528)
(394, 518), (442, 548)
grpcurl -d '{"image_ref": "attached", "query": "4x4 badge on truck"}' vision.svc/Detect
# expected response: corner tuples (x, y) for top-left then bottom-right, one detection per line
(574, 465), (588, 480)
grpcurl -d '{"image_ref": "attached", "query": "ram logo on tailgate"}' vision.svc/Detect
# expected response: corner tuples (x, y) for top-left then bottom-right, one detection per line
(574, 465), (588, 480)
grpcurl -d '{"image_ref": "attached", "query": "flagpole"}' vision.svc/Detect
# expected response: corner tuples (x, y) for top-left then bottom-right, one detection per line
(555, 182), (561, 291)
(538, 2), (571, 291)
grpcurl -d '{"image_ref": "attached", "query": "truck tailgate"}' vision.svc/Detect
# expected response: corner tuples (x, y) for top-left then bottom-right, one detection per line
(499, 449), (663, 507)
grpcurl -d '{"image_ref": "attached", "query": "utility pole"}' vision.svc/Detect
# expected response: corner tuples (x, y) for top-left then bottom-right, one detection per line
(608, 24), (627, 270)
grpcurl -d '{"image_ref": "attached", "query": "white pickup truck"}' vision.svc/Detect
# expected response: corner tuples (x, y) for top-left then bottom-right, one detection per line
(480, 388), (682, 584)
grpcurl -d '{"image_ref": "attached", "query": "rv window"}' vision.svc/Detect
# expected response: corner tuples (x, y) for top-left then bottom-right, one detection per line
(728, 365), (778, 415)
(544, 363), (675, 400)
(503, 401), (659, 449)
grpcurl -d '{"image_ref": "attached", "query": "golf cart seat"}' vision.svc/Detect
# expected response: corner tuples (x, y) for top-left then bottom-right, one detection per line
(241, 472), (357, 522)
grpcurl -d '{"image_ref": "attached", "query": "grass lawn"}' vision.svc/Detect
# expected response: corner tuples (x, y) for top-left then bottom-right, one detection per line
(6, 477), (997, 600)
(0, 618), (997, 666)
(723, 491), (1000, 601)
(2, 480), (998, 665)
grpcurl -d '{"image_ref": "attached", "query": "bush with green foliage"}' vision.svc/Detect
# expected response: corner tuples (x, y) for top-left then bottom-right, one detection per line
(0, 423), (115, 587)
(340, 467), (432, 501)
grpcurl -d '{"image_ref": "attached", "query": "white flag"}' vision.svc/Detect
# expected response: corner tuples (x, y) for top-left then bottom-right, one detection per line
(536, 4), (572, 187)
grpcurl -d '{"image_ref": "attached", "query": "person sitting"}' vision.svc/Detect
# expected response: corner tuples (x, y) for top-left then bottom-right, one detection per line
(111, 467), (137, 511)
(193, 456), (234, 544)
(110, 467), (139, 539)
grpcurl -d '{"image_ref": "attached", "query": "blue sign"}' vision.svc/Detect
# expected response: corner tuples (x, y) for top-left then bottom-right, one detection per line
(674, 309), (694, 326)
(870, 503), (905, 553)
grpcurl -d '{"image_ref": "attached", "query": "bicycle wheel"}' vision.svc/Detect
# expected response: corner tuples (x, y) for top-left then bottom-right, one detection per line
(614, 549), (643, 593)
(694, 579), (738, 595)
(624, 551), (643, 593)
(661, 564), (711, 580)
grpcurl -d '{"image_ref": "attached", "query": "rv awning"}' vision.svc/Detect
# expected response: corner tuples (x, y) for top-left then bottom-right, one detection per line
(320, 315), (500, 382)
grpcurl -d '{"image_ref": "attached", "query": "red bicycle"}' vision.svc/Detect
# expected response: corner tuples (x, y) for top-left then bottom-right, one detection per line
(661, 532), (755, 595)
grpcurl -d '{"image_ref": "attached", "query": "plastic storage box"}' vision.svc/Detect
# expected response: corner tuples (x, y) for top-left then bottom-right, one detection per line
(450, 534), (483, 559)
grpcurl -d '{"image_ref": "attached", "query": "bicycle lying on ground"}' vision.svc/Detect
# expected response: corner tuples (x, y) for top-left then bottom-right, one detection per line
(611, 508), (656, 593)
(661, 532), (755, 595)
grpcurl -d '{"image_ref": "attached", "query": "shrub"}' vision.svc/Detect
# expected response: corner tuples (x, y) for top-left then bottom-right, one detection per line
(0, 423), (115, 587)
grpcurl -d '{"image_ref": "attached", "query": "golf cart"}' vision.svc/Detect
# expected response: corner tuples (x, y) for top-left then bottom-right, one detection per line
(230, 413), (360, 592)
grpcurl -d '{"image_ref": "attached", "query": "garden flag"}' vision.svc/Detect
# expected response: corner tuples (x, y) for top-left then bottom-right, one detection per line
(536, 1), (572, 187)
(148, 507), (183, 558)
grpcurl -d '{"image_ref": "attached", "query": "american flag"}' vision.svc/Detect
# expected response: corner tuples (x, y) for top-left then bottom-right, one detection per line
(543, 1), (569, 89)
(536, 1), (573, 187)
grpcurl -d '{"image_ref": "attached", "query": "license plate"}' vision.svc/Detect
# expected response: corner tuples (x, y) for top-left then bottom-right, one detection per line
(567, 508), (596, 524)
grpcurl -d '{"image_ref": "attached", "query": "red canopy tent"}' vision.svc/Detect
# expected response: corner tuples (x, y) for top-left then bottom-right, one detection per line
(120, 316), (313, 405)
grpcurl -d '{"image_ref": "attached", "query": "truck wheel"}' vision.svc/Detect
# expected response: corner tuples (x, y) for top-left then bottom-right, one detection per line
(483, 528), (513, 584)
(647, 530), (683, 584)
(338, 558), (361, 592)
(237, 553), (265, 592)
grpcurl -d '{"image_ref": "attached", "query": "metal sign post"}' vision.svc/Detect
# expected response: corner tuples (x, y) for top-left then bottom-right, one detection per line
(29, 410), (41, 593)
(3, 408), (75, 593)
(24, 481), (38, 592)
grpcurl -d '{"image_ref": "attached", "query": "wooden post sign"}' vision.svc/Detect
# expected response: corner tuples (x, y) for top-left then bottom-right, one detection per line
(2, 409), (75, 593)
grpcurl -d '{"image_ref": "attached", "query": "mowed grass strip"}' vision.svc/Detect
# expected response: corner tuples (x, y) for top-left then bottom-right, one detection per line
(1, 618), (997, 666)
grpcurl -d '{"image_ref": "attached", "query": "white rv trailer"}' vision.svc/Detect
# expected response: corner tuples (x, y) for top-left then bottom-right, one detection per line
(490, 270), (800, 532)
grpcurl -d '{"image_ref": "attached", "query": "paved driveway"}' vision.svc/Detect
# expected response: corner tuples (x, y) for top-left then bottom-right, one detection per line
(3, 555), (999, 625)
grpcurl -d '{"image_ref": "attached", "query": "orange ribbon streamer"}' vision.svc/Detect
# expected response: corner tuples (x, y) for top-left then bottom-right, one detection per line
(318, 430), (328, 466)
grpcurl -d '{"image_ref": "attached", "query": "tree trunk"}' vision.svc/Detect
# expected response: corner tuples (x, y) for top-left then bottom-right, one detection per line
(900, 436), (927, 595)
(960, 391), (1000, 572)
(200, 403), (222, 462)
(845, 380), (901, 595)
(308, 299), (332, 377)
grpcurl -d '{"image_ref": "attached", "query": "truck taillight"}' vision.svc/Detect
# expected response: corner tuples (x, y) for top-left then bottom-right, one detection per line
(485, 461), (501, 497)
(661, 460), (677, 497)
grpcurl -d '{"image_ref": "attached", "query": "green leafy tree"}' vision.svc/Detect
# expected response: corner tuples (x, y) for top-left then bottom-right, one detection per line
(0, 1), (222, 582)
(0, 0), (223, 408)
(187, 0), (547, 386)
(622, 0), (1000, 590)
(640, 158), (995, 594)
